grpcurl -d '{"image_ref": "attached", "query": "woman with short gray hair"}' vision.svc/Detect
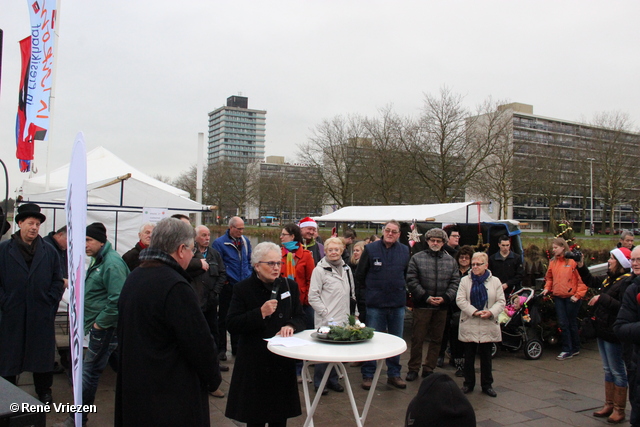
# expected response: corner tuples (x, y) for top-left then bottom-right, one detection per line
(225, 242), (306, 426)
(456, 251), (505, 398)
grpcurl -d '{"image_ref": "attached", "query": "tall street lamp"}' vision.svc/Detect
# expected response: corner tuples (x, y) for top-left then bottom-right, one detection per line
(588, 158), (595, 235)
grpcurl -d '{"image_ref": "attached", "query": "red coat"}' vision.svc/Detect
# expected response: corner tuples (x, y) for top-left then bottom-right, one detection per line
(281, 246), (314, 306)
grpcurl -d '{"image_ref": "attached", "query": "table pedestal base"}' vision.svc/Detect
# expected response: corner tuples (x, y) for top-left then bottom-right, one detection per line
(301, 359), (384, 427)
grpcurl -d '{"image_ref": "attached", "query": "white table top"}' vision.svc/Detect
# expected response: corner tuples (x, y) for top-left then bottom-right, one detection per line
(268, 329), (407, 363)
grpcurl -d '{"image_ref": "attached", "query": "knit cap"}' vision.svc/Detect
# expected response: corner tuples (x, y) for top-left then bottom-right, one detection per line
(86, 222), (107, 243)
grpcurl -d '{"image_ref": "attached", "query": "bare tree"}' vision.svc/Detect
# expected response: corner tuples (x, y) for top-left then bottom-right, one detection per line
(153, 174), (174, 185)
(298, 115), (367, 208)
(589, 112), (640, 230)
(404, 87), (498, 203)
(468, 100), (515, 219)
(172, 165), (197, 200)
(359, 106), (418, 205)
(524, 137), (573, 233)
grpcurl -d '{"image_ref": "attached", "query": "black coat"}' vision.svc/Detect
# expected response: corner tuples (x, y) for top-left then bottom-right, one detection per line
(225, 273), (306, 424)
(578, 265), (633, 343)
(121, 242), (144, 272)
(613, 278), (640, 418)
(0, 235), (64, 375)
(488, 251), (524, 296)
(187, 247), (227, 311)
(115, 260), (221, 427)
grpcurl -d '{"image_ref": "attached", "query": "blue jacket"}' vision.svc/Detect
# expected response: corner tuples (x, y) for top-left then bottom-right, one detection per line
(212, 231), (252, 284)
(355, 239), (410, 308)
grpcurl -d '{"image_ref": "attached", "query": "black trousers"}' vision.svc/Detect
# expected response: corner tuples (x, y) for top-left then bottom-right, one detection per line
(463, 342), (493, 390)
(204, 304), (220, 351)
(218, 282), (239, 355)
(4, 372), (53, 396)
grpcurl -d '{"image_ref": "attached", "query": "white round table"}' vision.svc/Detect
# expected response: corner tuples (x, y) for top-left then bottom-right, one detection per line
(268, 329), (407, 427)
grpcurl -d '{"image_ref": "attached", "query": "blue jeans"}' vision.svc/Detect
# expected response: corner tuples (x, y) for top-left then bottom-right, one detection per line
(554, 297), (581, 354)
(314, 363), (339, 389)
(598, 338), (628, 387)
(80, 327), (118, 423)
(361, 306), (405, 379)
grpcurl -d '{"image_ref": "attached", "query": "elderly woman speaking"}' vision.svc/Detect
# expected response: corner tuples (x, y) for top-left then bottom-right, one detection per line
(456, 252), (505, 398)
(225, 242), (306, 427)
(308, 237), (356, 395)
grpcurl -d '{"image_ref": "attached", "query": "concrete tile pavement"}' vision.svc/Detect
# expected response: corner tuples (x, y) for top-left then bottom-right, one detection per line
(11, 336), (630, 426)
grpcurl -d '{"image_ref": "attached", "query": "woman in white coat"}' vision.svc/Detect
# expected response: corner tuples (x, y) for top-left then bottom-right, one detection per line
(308, 237), (356, 395)
(456, 252), (505, 398)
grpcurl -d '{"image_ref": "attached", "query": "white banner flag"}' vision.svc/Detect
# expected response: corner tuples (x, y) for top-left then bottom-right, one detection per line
(26, 0), (57, 141)
(66, 134), (87, 427)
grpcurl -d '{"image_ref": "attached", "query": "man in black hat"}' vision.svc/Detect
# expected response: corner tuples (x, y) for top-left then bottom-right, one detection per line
(0, 203), (64, 404)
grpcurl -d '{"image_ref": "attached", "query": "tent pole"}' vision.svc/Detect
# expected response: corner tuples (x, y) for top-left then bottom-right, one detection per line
(195, 133), (204, 225)
(114, 179), (125, 251)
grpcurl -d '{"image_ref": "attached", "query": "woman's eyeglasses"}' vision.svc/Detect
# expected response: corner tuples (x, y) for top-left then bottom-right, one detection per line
(258, 261), (282, 268)
(471, 262), (486, 267)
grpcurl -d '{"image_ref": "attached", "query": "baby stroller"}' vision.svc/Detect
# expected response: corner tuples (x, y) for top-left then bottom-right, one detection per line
(498, 288), (544, 360)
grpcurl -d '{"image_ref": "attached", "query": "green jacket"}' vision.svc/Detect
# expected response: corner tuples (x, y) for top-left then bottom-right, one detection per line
(84, 241), (130, 334)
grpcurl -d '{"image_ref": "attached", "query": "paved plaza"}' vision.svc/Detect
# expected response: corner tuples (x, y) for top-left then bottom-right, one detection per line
(13, 329), (631, 426)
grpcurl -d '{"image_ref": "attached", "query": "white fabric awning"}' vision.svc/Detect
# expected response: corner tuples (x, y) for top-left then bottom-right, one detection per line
(314, 202), (495, 223)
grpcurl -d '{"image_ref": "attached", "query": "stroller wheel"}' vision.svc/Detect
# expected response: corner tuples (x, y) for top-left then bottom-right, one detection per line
(491, 343), (498, 359)
(524, 339), (543, 360)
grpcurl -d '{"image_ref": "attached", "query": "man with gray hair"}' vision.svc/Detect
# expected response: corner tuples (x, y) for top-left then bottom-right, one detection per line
(405, 227), (460, 381)
(115, 218), (221, 426)
(619, 230), (635, 251)
(122, 222), (155, 271)
(213, 216), (252, 359)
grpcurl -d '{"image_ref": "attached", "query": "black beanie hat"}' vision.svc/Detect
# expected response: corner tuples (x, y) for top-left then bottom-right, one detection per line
(86, 222), (107, 244)
(405, 373), (476, 427)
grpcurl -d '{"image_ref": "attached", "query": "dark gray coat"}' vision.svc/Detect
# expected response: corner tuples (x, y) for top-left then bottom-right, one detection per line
(407, 248), (460, 309)
(0, 235), (64, 375)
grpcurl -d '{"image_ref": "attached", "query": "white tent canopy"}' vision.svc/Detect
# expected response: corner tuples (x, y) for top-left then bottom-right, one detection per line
(18, 146), (207, 254)
(314, 202), (495, 224)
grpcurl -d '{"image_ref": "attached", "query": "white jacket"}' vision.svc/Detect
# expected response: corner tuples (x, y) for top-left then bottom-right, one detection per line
(456, 272), (505, 343)
(308, 257), (355, 327)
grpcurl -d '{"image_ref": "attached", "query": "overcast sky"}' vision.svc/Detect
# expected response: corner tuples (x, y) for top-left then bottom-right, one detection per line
(0, 1), (638, 195)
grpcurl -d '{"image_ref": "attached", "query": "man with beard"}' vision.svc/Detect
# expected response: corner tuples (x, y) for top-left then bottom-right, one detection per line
(405, 228), (460, 381)
(299, 217), (324, 265)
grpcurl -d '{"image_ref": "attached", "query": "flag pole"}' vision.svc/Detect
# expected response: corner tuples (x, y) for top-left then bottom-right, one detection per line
(44, 0), (62, 192)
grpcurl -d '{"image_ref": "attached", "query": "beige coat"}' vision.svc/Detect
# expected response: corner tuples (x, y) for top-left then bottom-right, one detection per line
(308, 257), (355, 327)
(456, 272), (506, 343)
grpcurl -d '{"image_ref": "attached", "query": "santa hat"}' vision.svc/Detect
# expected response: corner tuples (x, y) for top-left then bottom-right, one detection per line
(298, 217), (317, 229)
(611, 247), (631, 270)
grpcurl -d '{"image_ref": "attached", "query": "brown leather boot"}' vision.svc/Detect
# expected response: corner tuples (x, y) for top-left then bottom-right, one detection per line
(593, 381), (614, 417)
(607, 385), (627, 424)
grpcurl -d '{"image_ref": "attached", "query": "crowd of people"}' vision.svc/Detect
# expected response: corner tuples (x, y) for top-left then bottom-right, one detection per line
(4, 205), (640, 426)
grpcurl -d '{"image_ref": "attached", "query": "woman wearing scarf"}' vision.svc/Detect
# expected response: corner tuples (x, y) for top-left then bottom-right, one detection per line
(308, 237), (356, 394)
(280, 223), (315, 383)
(456, 251), (505, 397)
(280, 224), (315, 329)
(577, 247), (633, 423)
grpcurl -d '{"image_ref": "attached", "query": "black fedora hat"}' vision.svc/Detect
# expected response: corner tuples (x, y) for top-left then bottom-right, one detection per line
(15, 203), (46, 224)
